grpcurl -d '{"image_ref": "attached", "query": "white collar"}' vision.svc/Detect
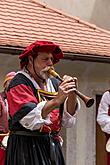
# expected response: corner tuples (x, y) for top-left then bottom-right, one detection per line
(17, 70), (56, 92)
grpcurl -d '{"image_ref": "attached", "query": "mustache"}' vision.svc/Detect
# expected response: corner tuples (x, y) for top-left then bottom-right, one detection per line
(41, 66), (54, 73)
(40, 66), (54, 80)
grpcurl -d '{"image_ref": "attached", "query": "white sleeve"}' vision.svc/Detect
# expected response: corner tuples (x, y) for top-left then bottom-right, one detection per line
(62, 98), (80, 127)
(97, 91), (110, 134)
(19, 101), (52, 130)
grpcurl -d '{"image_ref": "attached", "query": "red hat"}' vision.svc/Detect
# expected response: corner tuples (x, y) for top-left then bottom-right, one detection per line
(19, 40), (64, 68)
(3, 71), (16, 87)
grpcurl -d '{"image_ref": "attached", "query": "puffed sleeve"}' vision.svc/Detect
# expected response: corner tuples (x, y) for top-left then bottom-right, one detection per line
(19, 101), (52, 130)
(62, 98), (80, 127)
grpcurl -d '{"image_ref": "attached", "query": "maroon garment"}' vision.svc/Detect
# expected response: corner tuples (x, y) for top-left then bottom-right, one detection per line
(106, 100), (110, 165)
(0, 93), (8, 133)
(0, 93), (8, 165)
(106, 134), (110, 165)
(0, 136), (6, 165)
(107, 153), (110, 165)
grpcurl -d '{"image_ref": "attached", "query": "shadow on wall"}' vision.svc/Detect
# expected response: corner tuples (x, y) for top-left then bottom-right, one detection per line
(90, 0), (110, 31)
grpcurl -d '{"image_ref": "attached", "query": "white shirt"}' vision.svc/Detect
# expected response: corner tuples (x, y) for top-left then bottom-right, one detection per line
(97, 91), (110, 134)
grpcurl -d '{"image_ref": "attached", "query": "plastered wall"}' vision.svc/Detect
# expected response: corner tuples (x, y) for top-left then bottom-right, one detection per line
(39, 0), (110, 30)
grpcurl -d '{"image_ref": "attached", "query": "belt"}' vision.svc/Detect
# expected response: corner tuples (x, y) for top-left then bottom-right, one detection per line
(10, 130), (49, 136)
(10, 130), (58, 137)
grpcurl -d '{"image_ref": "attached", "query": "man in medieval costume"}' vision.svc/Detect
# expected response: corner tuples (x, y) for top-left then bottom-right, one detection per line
(5, 40), (80, 165)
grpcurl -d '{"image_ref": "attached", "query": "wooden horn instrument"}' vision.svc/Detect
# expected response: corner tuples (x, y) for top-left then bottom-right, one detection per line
(47, 68), (94, 108)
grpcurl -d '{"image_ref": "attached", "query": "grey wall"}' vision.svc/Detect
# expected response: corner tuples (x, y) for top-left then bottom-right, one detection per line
(0, 53), (19, 90)
(39, 0), (110, 30)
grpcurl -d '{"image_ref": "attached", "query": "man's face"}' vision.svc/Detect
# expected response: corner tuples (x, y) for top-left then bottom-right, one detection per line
(33, 52), (54, 79)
